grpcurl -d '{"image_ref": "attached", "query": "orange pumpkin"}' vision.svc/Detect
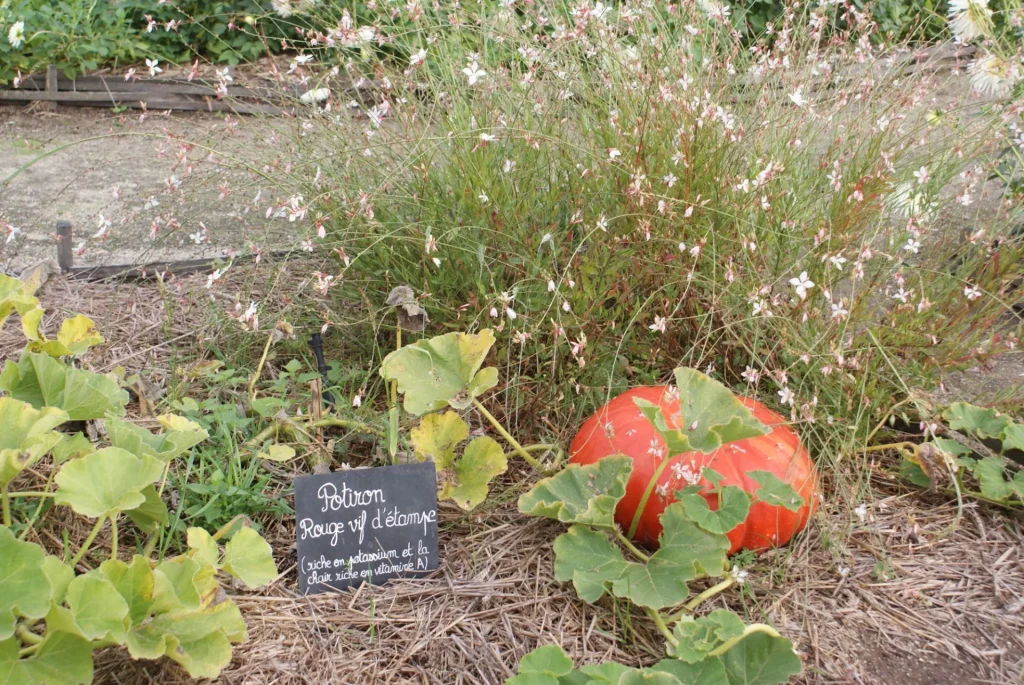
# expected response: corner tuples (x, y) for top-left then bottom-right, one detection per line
(569, 386), (818, 554)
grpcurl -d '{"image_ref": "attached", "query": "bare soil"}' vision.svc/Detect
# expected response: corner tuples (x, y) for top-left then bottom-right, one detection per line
(0, 104), (295, 274)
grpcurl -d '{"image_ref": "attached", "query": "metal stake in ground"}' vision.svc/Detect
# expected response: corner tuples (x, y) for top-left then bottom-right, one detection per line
(55, 221), (73, 273)
(308, 333), (335, 409)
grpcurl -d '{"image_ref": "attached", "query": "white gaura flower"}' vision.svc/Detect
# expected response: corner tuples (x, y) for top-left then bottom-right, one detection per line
(789, 271), (814, 300)
(8, 21), (25, 49)
(969, 54), (1020, 98)
(649, 316), (667, 333)
(146, 58), (162, 77)
(947, 0), (993, 42)
(788, 87), (807, 108)
(272, 0), (295, 17)
(462, 61), (486, 85)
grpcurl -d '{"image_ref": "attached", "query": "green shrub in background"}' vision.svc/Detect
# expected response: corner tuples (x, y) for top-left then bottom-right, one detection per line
(0, 0), (293, 84)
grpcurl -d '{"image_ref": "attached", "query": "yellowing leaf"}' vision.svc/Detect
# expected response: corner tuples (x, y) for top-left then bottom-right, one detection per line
(410, 411), (468, 467)
(96, 556), (157, 625)
(33, 315), (104, 357)
(0, 528), (52, 640)
(255, 444), (297, 462)
(380, 329), (498, 415)
(0, 273), (44, 341)
(0, 397), (68, 487)
(441, 436), (507, 510)
(634, 368), (768, 456)
(222, 527), (278, 589)
(125, 600), (246, 679)
(186, 528), (220, 568)
(54, 447), (164, 518)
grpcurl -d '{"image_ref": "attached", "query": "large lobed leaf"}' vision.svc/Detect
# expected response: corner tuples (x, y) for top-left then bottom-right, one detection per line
(55, 447), (164, 518)
(675, 485), (751, 535)
(552, 501), (729, 610)
(222, 527), (279, 589)
(0, 632), (93, 685)
(0, 528), (52, 640)
(669, 610), (745, 663)
(0, 397), (68, 487)
(379, 329), (499, 415)
(504, 637), (801, 685)
(519, 455), (633, 530)
(0, 352), (128, 421)
(0, 273), (44, 341)
(106, 414), (208, 464)
(942, 403), (1010, 440)
(634, 369), (768, 456)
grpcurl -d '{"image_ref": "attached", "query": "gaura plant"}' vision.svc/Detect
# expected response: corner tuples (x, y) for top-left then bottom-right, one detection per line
(381, 328), (560, 511)
(512, 371), (809, 684)
(0, 275), (278, 683)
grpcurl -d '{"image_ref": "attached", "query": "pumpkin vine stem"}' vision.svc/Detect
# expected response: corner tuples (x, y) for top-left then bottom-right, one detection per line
(615, 528), (650, 562)
(472, 399), (542, 469)
(1, 484), (11, 527)
(646, 608), (678, 648)
(665, 576), (736, 623)
(627, 457), (673, 539)
(70, 517), (106, 568)
(706, 624), (783, 657)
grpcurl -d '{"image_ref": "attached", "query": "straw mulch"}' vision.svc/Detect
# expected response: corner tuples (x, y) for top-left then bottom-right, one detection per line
(3, 273), (1023, 685)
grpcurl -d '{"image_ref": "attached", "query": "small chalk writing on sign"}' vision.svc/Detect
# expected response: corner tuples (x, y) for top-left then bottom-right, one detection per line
(294, 462), (439, 594)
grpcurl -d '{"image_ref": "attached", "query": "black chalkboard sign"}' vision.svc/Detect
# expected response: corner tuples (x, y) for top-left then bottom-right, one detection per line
(294, 462), (439, 595)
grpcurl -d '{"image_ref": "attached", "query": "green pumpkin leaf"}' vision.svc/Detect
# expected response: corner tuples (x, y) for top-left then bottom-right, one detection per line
(0, 273), (44, 341)
(222, 527), (278, 589)
(55, 447), (163, 518)
(0, 397), (68, 487)
(633, 368), (768, 456)
(65, 575), (131, 642)
(577, 662), (633, 683)
(519, 455), (633, 530)
(187, 528), (221, 568)
(0, 352), (128, 420)
(410, 411), (468, 467)
(1012, 471), (1024, 500)
(669, 609), (746, 663)
(125, 600), (246, 679)
(96, 556), (156, 625)
(0, 631), (93, 685)
(676, 485), (751, 535)
(0, 528), (51, 639)
(650, 657), (729, 685)
(153, 557), (214, 613)
(51, 432), (94, 464)
(518, 645), (574, 676)
(898, 457), (931, 488)
(972, 457), (1013, 501)
(553, 526), (630, 603)
(942, 403), (1010, 440)
(107, 415), (207, 464)
(613, 502), (729, 610)
(380, 329), (498, 415)
(1001, 423), (1024, 453)
(124, 484), (169, 534)
(42, 556), (74, 606)
(441, 436), (507, 510)
(718, 631), (802, 685)
(32, 314), (104, 357)
(748, 471), (804, 512)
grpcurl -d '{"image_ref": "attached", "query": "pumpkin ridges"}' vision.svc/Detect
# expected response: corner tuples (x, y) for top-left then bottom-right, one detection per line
(569, 385), (819, 555)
